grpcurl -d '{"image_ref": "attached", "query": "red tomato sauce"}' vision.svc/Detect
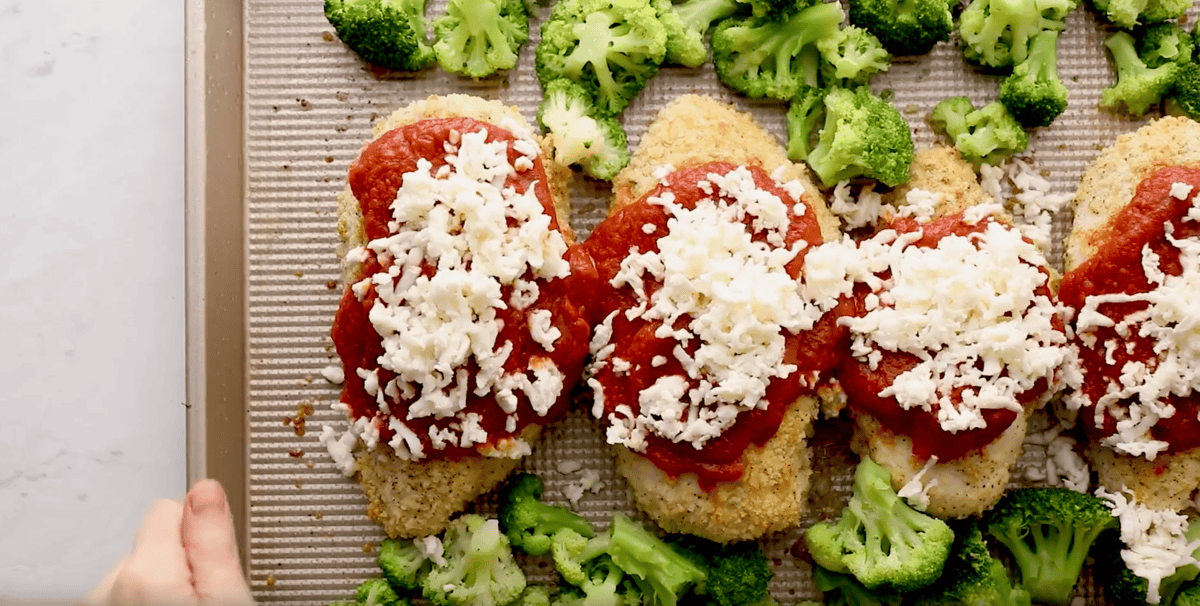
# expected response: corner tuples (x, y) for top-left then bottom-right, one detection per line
(836, 213), (1057, 462)
(330, 118), (594, 460)
(581, 162), (848, 490)
(1059, 166), (1200, 454)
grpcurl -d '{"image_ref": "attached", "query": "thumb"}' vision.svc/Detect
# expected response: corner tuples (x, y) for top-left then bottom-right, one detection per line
(182, 479), (256, 606)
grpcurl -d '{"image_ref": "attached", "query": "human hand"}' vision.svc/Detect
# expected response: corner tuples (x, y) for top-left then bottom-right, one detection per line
(81, 479), (255, 606)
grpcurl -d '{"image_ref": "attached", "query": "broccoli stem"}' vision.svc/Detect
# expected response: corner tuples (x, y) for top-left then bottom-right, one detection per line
(991, 516), (1110, 605)
(607, 514), (705, 606)
(675, 0), (739, 35)
(1108, 32), (1147, 84)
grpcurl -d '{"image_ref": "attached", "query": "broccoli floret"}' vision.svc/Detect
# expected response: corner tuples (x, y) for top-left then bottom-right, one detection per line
(980, 488), (1115, 606)
(998, 29), (1068, 127)
(1101, 30), (1179, 115)
(847, 0), (953, 56)
(377, 538), (431, 592)
(537, 79), (632, 180)
(958, 0), (1076, 70)
(1088, 0), (1188, 29)
(908, 521), (1032, 606)
(1139, 22), (1197, 67)
(674, 0), (741, 46)
(1168, 62), (1200, 118)
(324, 0), (436, 71)
(711, 1), (845, 100)
(499, 472), (595, 556)
(806, 458), (952, 593)
(1178, 580), (1200, 606)
(785, 84), (827, 162)
(551, 528), (615, 588)
(356, 577), (406, 606)
(812, 565), (905, 606)
(431, 0), (527, 77)
(421, 514), (527, 606)
(535, 0), (668, 115)
(515, 585), (554, 606)
(817, 26), (892, 87)
(668, 536), (773, 606)
(804, 86), (915, 187)
(651, 0), (710, 67)
(1094, 518), (1200, 606)
(930, 96), (1028, 165)
(739, 0), (820, 17)
(607, 513), (706, 606)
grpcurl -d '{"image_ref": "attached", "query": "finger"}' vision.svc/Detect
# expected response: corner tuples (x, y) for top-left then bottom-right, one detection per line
(182, 479), (255, 606)
(111, 499), (197, 606)
(78, 556), (126, 606)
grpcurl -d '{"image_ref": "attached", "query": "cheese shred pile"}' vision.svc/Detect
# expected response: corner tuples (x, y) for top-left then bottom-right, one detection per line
(803, 203), (1068, 433)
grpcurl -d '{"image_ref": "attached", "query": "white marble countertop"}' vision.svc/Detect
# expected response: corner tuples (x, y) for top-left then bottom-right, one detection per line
(0, 0), (186, 598)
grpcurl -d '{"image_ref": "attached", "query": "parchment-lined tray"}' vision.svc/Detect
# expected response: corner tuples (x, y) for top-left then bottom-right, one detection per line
(184, 0), (1191, 601)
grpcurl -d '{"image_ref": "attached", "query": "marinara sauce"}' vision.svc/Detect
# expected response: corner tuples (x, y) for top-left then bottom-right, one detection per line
(837, 213), (1058, 462)
(581, 162), (848, 490)
(331, 118), (595, 460)
(1059, 165), (1200, 454)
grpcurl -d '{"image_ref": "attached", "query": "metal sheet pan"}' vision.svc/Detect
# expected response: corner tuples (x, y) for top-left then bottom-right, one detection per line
(185, 0), (1188, 601)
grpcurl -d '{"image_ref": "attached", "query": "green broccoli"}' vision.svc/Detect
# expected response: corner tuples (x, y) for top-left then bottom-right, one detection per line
(908, 521), (1032, 606)
(1093, 518), (1200, 606)
(930, 96), (1028, 165)
(1101, 30), (1179, 115)
(738, 0), (820, 17)
(1178, 580), (1200, 606)
(537, 79), (632, 180)
(324, 0), (436, 72)
(846, 0), (953, 56)
(515, 585), (554, 606)
(551, 527), (615, 588)
(535, 0), (668, 115)
(1139, 22), (1197, 67)
(812, 565), (904, 606)
(785, 84), (827, 162)
(356, 577), (406, 606)
(998, 29), (1069, 127)
(431, 0), (527, 77)
(1168, 62), (1200, 118)
(958, 0), (1076, 70)
(710, 1), (845, 100)
(498, 472), (595, 556)
(817, 26), (892, 87)
(376, 538), (431, 592)
(673, 0), (742, 53)
(805, 458), (952, 593)
(669, 536), (773, 606)
(652, 0), (711, 67)
(804, 86), (915, 187)
(607, 513), (706, 606)
(1087, 0), (1188, 29)
(421, 514), (527, 606)
(981, 488), (1116, 606)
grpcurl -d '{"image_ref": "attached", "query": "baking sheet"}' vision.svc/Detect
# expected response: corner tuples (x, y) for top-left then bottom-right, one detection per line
(184, 0), (1191, 601)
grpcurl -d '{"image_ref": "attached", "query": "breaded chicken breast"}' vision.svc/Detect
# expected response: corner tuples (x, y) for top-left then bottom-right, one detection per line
(846, 148), (1047, 518)
(597, 95), (836, 543)
(334, 95), (578, 538)
(1066, 116), (1200, 511)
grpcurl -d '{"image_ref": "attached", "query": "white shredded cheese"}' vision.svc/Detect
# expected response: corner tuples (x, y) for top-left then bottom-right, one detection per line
(829, 181), (884, 230)
(897, 456), (939, 511)
(321, 365), (345, 385)
(805, 218), (1067, 433)
(1098, 488), (1200, 604)
(336, 127), (572, 459)
(417, 535), (447, 567)
(1072, 227), (1200, 459)
(589, 166), (824, 451)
